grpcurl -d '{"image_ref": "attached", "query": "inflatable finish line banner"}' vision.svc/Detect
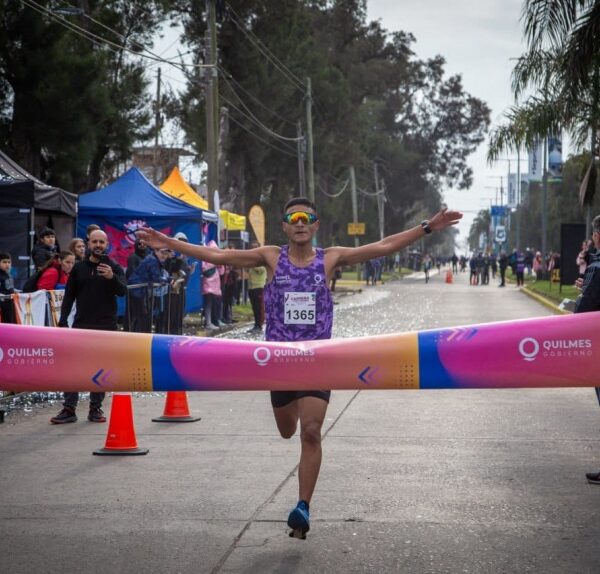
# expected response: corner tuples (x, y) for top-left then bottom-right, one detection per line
(0, 313), (598, 392)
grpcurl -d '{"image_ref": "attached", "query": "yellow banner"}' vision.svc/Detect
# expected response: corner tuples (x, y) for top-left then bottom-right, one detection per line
(248, 205), (266, 245)
(219, 210), (246, 231)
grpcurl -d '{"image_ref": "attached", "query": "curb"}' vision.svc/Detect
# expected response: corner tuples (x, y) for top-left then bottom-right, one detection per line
(520, 286), (570, 315)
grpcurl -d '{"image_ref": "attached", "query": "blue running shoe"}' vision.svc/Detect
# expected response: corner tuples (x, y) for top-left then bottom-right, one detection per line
(287, 500), (310, 539)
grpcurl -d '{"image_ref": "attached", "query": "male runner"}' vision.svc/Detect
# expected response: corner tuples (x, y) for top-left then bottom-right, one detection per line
(138, 198), (461, 536)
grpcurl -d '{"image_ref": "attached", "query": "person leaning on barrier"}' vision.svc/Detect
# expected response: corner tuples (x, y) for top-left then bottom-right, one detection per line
(127, 246), (172, 333)
(36, 251), (75, 291)
(50, 230), (127, 424)
(573, 215), (600, 485)
(165, 232), (197, 335)
(0, 251), (15, 323)
(126, 238), (150, 280)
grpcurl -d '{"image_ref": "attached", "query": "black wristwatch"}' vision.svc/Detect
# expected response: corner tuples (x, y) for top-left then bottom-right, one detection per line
(421, 220), (432, 235)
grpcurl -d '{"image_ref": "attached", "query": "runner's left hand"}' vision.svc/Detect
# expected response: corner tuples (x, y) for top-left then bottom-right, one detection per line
(429, 208), (463, 231)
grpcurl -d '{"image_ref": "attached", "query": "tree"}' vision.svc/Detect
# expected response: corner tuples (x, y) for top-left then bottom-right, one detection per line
(0, 0), (174, 192)
(175, 0), (489, 245)
(487, 0), (600, 243)
(468, 210), (492, 252)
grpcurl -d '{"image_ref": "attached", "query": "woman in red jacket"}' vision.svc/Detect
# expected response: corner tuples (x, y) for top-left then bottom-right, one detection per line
(37, 250), (76, 290)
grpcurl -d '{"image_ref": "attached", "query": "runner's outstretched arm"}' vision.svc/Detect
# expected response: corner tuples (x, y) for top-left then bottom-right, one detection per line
(327, 208), (462, 267)
(136, 227), (273, 268)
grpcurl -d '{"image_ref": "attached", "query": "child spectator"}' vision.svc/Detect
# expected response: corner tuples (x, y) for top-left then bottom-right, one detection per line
(32, 227), (57, 269)
(0, 251), (15, 323)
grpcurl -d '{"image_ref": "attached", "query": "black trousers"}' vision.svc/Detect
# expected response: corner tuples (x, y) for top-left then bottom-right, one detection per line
(62, 323), (113, 410)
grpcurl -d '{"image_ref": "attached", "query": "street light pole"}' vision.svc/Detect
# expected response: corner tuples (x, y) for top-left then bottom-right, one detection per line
(541, 138), (548, 256)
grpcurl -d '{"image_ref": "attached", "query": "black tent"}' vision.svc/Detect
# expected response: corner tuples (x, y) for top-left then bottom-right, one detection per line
(0, 150), (76, 217)
(0, 175), (35, 288)
(0, 151), (78, 287)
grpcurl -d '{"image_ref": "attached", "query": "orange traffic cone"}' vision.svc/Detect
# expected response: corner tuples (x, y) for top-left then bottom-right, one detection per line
(152, 391), (201, 423)
(93, 393), (149, 456)
(445, 270), (453, 284)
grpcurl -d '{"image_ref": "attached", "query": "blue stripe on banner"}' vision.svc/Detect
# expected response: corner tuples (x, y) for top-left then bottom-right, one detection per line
(418, 330), (455, 389)
(151, 334), (185, 391)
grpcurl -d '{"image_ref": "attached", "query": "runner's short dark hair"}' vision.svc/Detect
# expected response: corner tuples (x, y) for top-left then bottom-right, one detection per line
(0, 252), (10, 261)
(283, 197), (317, 214)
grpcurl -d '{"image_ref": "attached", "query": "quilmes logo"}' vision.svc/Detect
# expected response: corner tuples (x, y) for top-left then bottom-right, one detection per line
(253, 346), (315, 367)
(253, 346), (271, 367)
(1, 346), (55, 366)
(518, 338), (540, 362)
(518, 337), (592, 361)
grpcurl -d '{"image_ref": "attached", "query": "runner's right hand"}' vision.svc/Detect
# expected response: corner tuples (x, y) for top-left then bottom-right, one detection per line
(136, 227), (170, 250)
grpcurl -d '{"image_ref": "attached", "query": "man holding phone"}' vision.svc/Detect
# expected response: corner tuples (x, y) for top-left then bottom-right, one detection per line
(51, 229), (127, 424)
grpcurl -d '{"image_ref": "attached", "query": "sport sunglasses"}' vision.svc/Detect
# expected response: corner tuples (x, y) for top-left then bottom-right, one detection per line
(282, 211), (319, 225)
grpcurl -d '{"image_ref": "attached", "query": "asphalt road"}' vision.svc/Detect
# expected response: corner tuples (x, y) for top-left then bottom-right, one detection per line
(1, 269), (599, 574)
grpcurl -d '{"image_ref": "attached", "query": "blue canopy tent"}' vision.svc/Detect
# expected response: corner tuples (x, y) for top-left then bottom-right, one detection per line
(78, 167), (217, 313)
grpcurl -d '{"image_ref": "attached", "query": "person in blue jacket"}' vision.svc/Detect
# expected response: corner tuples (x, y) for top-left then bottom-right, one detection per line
(127, 247), (172, 332)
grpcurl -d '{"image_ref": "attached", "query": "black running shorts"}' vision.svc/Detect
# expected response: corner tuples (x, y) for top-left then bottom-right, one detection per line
(270, 390), (331, 408)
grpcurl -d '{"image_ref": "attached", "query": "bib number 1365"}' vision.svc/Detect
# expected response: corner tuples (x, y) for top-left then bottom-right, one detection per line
(284, 292), (316, 325)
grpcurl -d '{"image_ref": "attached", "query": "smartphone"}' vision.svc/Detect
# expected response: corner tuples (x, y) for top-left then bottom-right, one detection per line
(98, 254), (110, 265)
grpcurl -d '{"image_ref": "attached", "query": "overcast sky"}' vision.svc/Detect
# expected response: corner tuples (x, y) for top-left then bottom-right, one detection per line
(367, 0), (528, 248)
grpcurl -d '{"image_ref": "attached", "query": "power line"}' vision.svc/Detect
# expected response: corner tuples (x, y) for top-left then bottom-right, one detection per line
(219, 93), (299, 149)
(22, 0), (211, 71)
(228, 114), (297, 158)
(226, 5), (306, 93)
(317, 179), (349, 198)
(219, 76), (301, 143)
(218, 65), (298, 127)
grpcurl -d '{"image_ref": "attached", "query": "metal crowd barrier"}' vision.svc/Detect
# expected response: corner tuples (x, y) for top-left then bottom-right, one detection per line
(125, 280), (187, 335)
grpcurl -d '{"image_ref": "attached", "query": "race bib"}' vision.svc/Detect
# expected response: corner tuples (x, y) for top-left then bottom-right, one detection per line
(284, 292), (316, 325)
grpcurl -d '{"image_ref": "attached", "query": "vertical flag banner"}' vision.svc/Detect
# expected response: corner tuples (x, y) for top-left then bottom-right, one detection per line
(507, 173), (517, 207)
(528, 140), (544, 182)
(548, 135), (563, 178)
(248, 205), (266, 246)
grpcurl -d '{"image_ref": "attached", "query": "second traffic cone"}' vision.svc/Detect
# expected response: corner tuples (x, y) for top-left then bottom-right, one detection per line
(93, 393), (149, 456)
(152, 391), (201, 423)
(445, 270), (453, 284)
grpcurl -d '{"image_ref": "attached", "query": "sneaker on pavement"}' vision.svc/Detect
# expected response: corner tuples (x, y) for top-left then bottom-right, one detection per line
(88, 408), (107, 423)
(50, 408), (77, 424)
(287, 500), (310, 534)
(586, 471), (600, 484)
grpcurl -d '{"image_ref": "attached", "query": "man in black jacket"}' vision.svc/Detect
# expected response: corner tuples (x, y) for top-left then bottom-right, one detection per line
(574, 215), (600, 484)
(50, 229), (127, 424)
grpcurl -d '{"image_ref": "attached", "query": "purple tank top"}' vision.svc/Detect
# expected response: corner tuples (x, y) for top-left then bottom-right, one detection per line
(264, 245), (333, 342)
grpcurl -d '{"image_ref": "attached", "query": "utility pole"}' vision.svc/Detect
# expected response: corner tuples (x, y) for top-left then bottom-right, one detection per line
(152, 67), (161, 184)
(296, 121), (306, 197)
(350, 166), (360, 279)
(305, 77), (315, 204)
(516, 153), (521, 251)
(373, 162), (385, 240)
(541, 138), (548, 256)
(205, 0), (219, 211)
